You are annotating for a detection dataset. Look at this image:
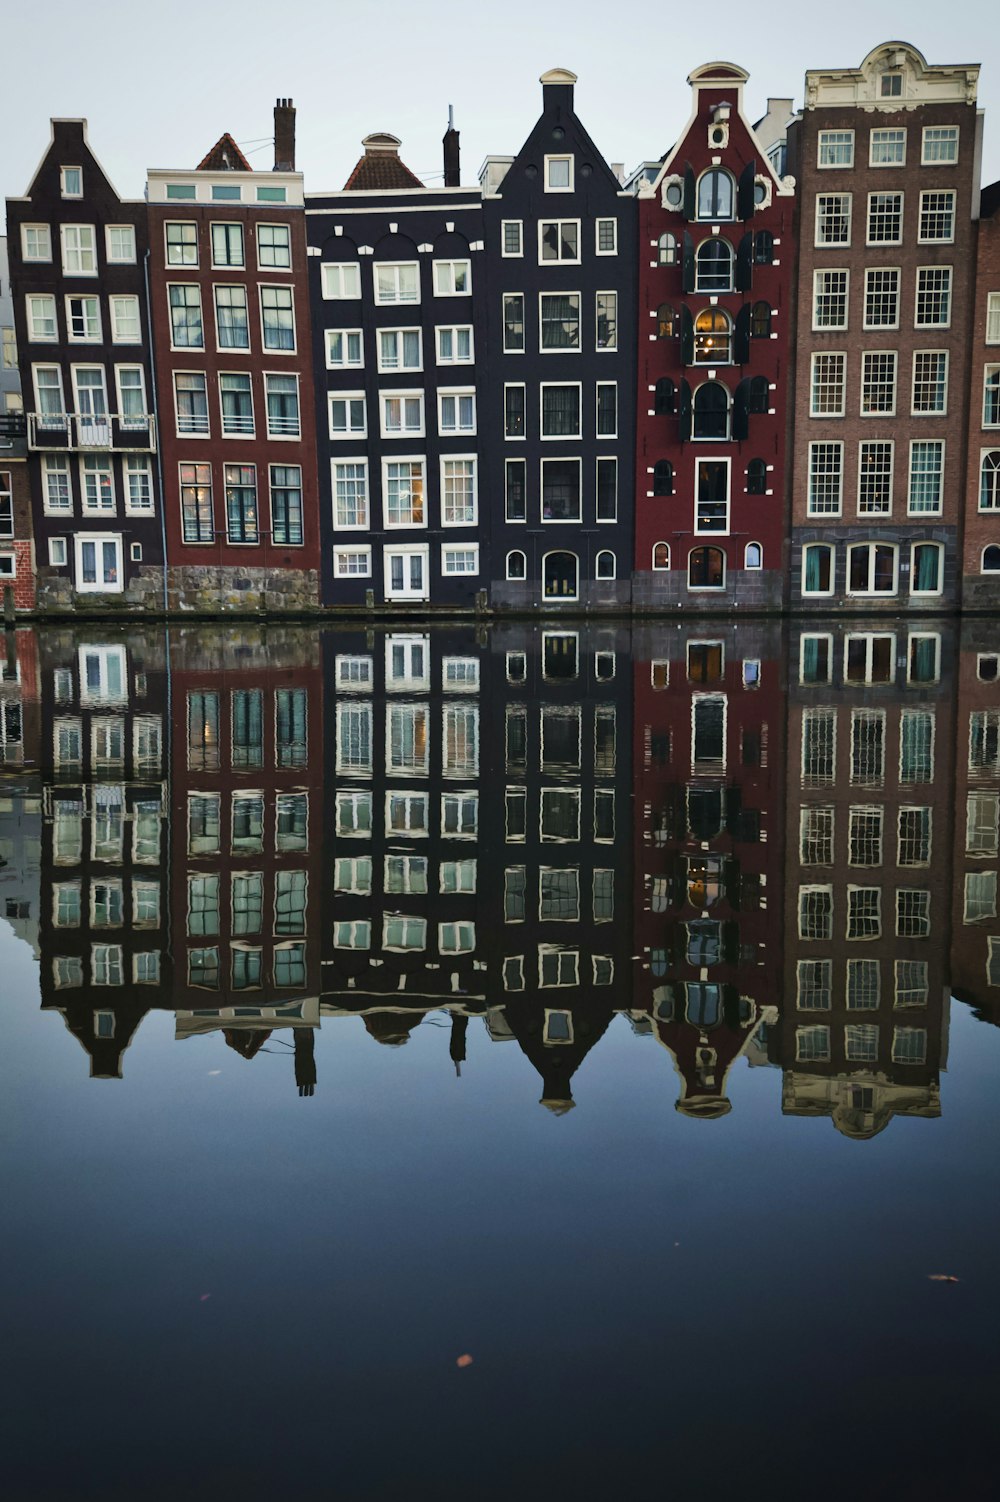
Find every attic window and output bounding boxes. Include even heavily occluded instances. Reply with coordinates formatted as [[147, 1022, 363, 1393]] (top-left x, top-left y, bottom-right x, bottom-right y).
[[212, 183, 242, 201], [880, 73, 903, 97], [61, 167, 82, 198], [166, 183, 197, 200], [257, 185, 287, 203], [544, 155, 573, 192]]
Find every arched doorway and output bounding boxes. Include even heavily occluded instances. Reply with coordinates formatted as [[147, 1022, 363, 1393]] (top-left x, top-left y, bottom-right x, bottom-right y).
[[543, 551, 579, 601]]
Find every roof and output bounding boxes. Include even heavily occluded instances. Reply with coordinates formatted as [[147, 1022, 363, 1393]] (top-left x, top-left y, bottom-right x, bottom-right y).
[[196, 133, 253, 172], [344, 133, 423, 191]]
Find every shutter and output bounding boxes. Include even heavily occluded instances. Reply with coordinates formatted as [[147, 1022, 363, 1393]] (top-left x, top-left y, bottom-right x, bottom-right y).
[[736, 232, 753, 291], [732, 380, 749, 441], [722, 922, 741, 966], [734, 305, 751, 365], [723, 857, 742, 910], [682, 231, 695, 293], [722, 985, 741, 1030], [679, 379, 692, 443], [681, 304, 694, 365], [683, 162, 696, 220], [725, 786, 743, 833], [668, 853, 688, 908], [738, 159, 757, 220]]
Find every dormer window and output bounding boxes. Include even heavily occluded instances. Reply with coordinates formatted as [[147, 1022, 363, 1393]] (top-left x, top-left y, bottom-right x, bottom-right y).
[[880, 72, 903, 97], [60, 167, 82, 198], [696, 169, 734, 221], [544, 155, 573, 192]]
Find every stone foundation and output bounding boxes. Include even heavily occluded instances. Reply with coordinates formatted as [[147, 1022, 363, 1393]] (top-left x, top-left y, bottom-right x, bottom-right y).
[[167, 565, 321, 615]]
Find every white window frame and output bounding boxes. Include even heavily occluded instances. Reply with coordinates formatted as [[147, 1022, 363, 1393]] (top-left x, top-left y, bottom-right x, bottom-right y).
[[60, 224, 97, 276], [437, 388, 477, 436], [376, 327, 423, 374], [914, 265, 953, 329], [440, 455, 478, 526], [911, 349, 949, 416], [381, 457, 427, 529], [328, 391, 367, 440], [26, 294, 57, 343], [812, 268, 850, 330], [866, 190, 904, 247], [60, 166, 83, 198], [435, 324, 474, 365], [544, 155, 574, 192], [846, 542, 899, 597], [432, 259, 471, 297], [863, 266, 901, 331], [326, 328, 364, 370], [20, 224, 52, 262], [109, 294, 141, 345], [331, 458, 369, 531], [537, 219, 581, 265], [321, 262, 362, 299], [374, 261, 420, 305], [258, 284, 296, 353], [595, 218, 618, 255], [383, 544, 430, 602], [257, 222, 292, 271], [332, 546, 372, 579], [814, 193, 852, 247], [869, 126, 907, 167], [917, 189, 956, 245], [441, 543, 480, 576], [596, 381, 618, 438], [909, 542, 944, 598], [694, 455, 731, 536], [921, 126, 959, 165], [105, 225, 137, 264], [74, 533, 123, 593], [539, 381, 582, 441], [380, 389, 425, 440], [538, 290, 581, 352], [501, 220, 523, 257], [65, 294, 102, 343], [817, 129, 855, 168], [860, 350, 898, 417]]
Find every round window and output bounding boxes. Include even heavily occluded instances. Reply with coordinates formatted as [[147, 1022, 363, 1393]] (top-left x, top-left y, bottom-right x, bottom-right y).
[[665, 181, 683, 207], [754, 180, 768, 205]]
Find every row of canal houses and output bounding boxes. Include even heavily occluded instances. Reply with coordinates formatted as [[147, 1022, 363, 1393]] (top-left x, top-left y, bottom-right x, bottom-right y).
[[5, 615, 1000, 1137], [2, 43, 999, 615]]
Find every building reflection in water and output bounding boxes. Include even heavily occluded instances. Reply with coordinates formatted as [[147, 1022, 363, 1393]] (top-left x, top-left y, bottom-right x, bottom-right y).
[[2, 617, 998, 1134]]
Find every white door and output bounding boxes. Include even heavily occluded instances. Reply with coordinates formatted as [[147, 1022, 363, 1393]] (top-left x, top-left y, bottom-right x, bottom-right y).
[[75, 535, 123, 592], [74, 369, 111, 447], [384, 546, 429, 602]]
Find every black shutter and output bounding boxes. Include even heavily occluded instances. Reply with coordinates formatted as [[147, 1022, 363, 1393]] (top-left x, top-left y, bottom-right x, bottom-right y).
[[732, 380, 749, 441], [682, 231, 695, 293], [679, 379, 692, 443], [668, 854, 688, 908], [738, 159, 757, 220], [680, 305, 694, 365], [724, 786, 743, 833], [723, 857, 742, 910], [736, 232, 753, 291], [721, 922, 741, 966], [734, 305, 751, 365], [683, 162, 695, 220]]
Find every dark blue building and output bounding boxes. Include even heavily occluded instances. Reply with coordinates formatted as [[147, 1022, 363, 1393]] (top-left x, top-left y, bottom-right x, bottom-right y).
[[479, 69, 637, 610], [306, 131, 488, 610]]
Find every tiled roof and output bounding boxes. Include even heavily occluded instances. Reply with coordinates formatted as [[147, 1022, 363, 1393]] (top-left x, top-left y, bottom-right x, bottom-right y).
[[344, 134, 423, 190], [196, 133, 253, 172]]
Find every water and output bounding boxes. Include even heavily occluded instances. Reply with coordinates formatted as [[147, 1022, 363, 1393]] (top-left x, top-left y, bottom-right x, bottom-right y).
[[2, 618, 999, 1501]]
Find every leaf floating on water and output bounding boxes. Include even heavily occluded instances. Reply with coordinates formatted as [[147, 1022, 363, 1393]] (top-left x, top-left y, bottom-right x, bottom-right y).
[[456, 1354, 474, 1368], [927, 1274, 960, 1283]]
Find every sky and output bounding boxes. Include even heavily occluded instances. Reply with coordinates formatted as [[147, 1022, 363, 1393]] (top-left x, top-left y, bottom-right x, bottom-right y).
[[1, 0, 996, 207]]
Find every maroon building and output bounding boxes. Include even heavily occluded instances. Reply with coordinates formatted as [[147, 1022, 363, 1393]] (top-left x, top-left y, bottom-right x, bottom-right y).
[[960, 179, 1000, 605], [147, 105, 321, 613], [633, 63, 794, 609]]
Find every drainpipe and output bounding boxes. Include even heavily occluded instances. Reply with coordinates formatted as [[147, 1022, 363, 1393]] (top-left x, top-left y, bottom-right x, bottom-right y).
[[143, 247, 170, 614]]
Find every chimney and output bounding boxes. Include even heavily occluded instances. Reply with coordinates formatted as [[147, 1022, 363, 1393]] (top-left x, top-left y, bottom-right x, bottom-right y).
[[443, 105, 460, 187], [274, 97, 296, 171], [611, 162, 624, 185]]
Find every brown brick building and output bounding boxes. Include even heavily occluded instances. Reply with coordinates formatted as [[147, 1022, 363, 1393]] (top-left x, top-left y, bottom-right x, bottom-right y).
[[960, 181, 1000, 606], [786, 43, 981, 612]]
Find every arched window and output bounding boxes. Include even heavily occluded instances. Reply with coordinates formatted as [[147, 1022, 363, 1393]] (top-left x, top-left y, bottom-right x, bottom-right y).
[[653, 542, 671, 570], [657, 303, 677, 338], [750, 301, 772, 339], [653, 460, 674, 496], [695, 239, 734, 292], [654, 378, 676, 415], [689, 546, 726, 590], [506, 549, 526, 580], [543, 551, 579, 600], [985, 369, 1000, 427], [596, 550, 616, 579], [745, 542, 763, 570], [658, 233, 678, 265], [747, 459, 767, 494], [696, 168, 735, 221], [748, 376, 769, 413], [981, 451, 1000, 510], [693, 382, 730, 440], [694, 309, 732, 363], [984, 546, 1000, 573], [753, 229, 774, 264], [911, 542, 942, 595]]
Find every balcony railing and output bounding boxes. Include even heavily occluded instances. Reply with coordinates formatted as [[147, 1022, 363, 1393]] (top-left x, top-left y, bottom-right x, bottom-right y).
[[0, 412, 28, 454], [27, 412, 158, 453]]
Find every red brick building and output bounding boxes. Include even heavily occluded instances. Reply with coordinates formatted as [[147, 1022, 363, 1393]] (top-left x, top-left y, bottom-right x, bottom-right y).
[[147, 108, 321, 613], [633, 63, 793, 610], [949, 622, 1000, 1027], [961, 180, 1000, 605]]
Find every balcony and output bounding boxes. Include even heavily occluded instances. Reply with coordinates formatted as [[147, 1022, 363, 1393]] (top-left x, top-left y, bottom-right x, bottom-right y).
[[0, 411, 28, 457], [27, 412, 157, 453]]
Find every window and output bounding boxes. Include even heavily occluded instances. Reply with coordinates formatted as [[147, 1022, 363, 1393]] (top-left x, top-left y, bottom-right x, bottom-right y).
[[436, 325, 473, 364], [596, 218, 617, 255], [165, 222, 197, 266], [322, 262, 361, 299], [224, 465, 258, 544], [744, 542, 762, 570], [505, 459, 526, 522], [596, 383, 617, 437], [117, 366, 147, 423], [270, 464, 303, 545], [847, 886, 881, 940], [967, 793, 1000, 856], [219, 372, 254, 436], [870, 127, 906, 166], [375, 262, 419, 304], [693, 381, 730, 439], [987, 293, 1000, 345], [810, 353, 846, 417], [918, 190, 955, 243], [214, 285, 250, 349], [75, 536, 122, 593], [266, 374, 299, 438], [864, 267, 900, 329], [180, 461, 214, 543], [697, 169, 734, 220], [383, 459, 424, 525], [258, 224, 291, 268], [912, 351, 948, 415], [169, 284, 203, 347], [800, 806, 834, 864], [334, 920, 370, 949], [751, 300, 771, 338], [861, 351, 896, 415], [336, 857, 373, 896], [502, 221, 523, 256], [540, 293, 580, 350], [260, 286, 295, 350], [795, 1025, 831, 1062], [848, 543, 896, 596], [334, 547, 371, 578], [901, 710, 935, 783], [543, 550, 579, 599], [848, 806, 883, 866], [541, 459, 581, 522], [695, 239, 734, 292], [986, 369, 1000, 428], [898, 806, 932, 867], [80, 455, 114, 512], [442, 545, 478, 575], [210, 222, 244, 268], [378, 328, 422, 372], [61, 224, 97, 274], [801, 710, 836, 785], [329, 392, 366, 438], [433, 260, 471, 296], [880, 72, 903, 97], [818, 130, 854, 167], [695, 459, 729, 534], [847, 959, 881, 1011], [867, 192, 903, 244], [504, 384, 525, 438], [545, 155, 573, 191], [596, 457, 617, 522], [910, 542, 943, 596], [807, 443, 842, 516], [21, 224, 52, 262], [66, 295, 101, 341], [694, 309, 731, 364], [175, 372, 209, 435], [539, 948, 579, 988], [909, 441, 944, 514], [441, 457, 476, 524], [26, 294, 57, 343], [506, 550, 526, 580], [799, 886, 833, 941], [540, 384, 580, 439], [922, 126, 959, 164], [815, 193, 851, 245], [276, 689, 307, 769], [653, 460, 674, 497], [897, 889, 931, 938], [442, 792, 477, 837], [438, 389, 475, 435], [595, 550, 615, 579], [657, 233, 678, 265], [857, 441, 893, 515], [34, 365, 65, 421], [915, 266, 952, 327], [797, 959, 833, 1011], [539, 220, 579, 263], [895, 961, 929, 1009], [688, 546, 725, 590], [336, 790, 372, 836]]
